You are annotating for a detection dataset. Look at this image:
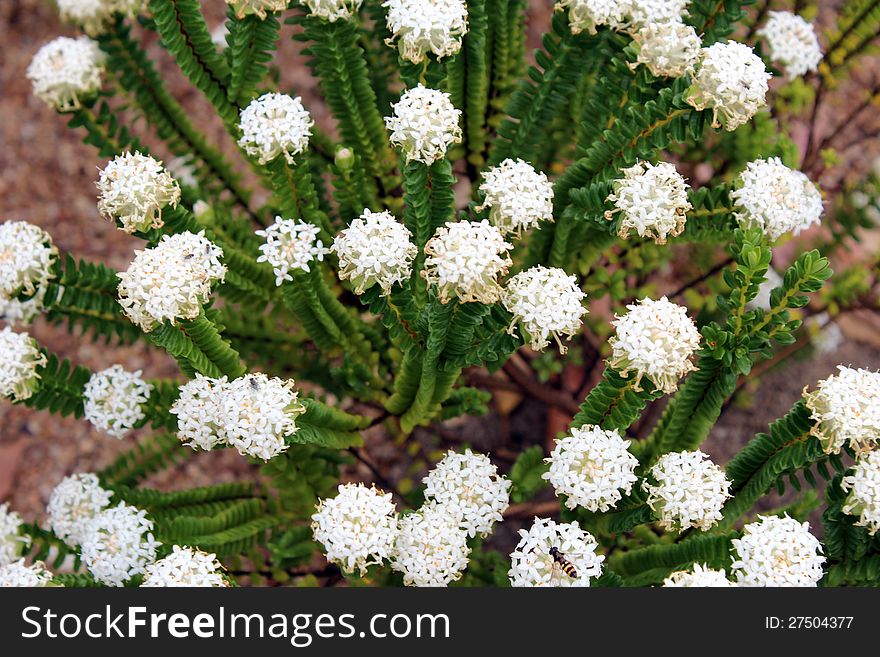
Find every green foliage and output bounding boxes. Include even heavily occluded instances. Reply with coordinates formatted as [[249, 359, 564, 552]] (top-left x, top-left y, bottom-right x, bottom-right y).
[[572, 367, 662, 432], [508, 445, 548, 503], [225, 10, 280, 106]]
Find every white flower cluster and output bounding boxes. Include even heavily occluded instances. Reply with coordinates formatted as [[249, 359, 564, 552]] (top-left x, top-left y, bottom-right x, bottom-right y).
[[0, 327, 46, 402], [27, 36, 106, 112], [632, 22, 701, 78], [257, 217, 328, 285], [732, 157, 823, 242], [117, 231, 226, 332], [0, 504, 29, 567], [81, 502, 160, 586], [806, 313, 843, 355], [57, 0, 144, 36], [225, 0, 289, 20], [502, 266, 586, 353], [171, 373, 306, 461], [663, 563, 733, 587], [83, 365, 153, 439], [605, 161, 691, 244], [96, 152, 181, 234], [803, 365, 880, 455], [0, 559, 54, 587], [47, 473, 113, 547], [391, 503, 471, 587], [422, 449, 511, 538], [141, 546, 229, 587], [423, 220, 513, 304], [238, 93, 314, 165], [508, 517, 604, 587], [385, 85, 462, 165], [731, 515, 825, 587], [478, 159, 554, 238], [383, 0, 468, 63], [608, 296, 701, 394], [842, 451, 880, 535], [300, 0, 362, 22], [543, 425, 638, 512], [0, 221, 57, 326], [311, 483, 399, 575], [331, 210, 417, 295], [643, 450, 731, 531], [627, 0, 691, 29], [687, 41, 771, 131], [554, 0, 629, 35], [759, 11, 822, 79]]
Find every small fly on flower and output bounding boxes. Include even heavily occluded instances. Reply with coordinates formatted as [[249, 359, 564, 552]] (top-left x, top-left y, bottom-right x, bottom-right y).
[[548, 546, 577, 579]]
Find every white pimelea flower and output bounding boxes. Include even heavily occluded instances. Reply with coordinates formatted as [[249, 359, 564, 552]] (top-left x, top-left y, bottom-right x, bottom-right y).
[[543, 425, 638, 512], [391, 503, 470, 587], [47, 473, 113, 547], [842, 451, 880, 535], [508, 517, 604, 587], [117, 231, 226, 332], [385, 85, 462, 165], [170, 375, 228, 451], [257, 217, 328, 285], [225, 0, 288, 19], [687, 41, 771, 131], [96, 152, 181, 234], [0, 559, 55, 587], [0, 504, 29, 567], [643, 450, 731, 532], [759, 11, 822, 79], [663, 563, 733, 587], [422, 449, 511, 538], [632, 22, 701, 78], [331, 210, 417, 296], [627, 0, 690, 29], [806, 312, 843, 355], [81, 502, 159, 586], [605, 161, 691, 244], [0, 294, 46, 328], [731, 515, 825, 587], [27, 36, 106, 112], [501, 266, 586, 353], [478, 159, 554, 238], [732, 157, 823, 241], [804, 366, 880, 455], [301, 0, 362, 22], [141, 546, 229, 587], [311, 483, 399, 575], [83, 365, 153, 438], [554, 0, 629, 35], [423, 220, 513, 304], [238, 93, 313, 165], [608, 296, 701, 394], [57, 0, 144, 36], [383, 0, 468, 64], [0, 221, 57, 305], [0, 328, 46, 402]]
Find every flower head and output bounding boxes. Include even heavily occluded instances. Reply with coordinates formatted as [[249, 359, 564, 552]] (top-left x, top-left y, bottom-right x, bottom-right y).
[[501, 266, 586, 353], [27, 36, 105, 112], [663, 563, 733, 587], [0, 294, 47, 328], [0, 221, 57, 306], [543, 425, 638, 512], [423, 220, 513, 304], [605, 161, 691, 243], [731, 515, 825, 587], [141, 546, 229, 587], [238, 93, 313, 165], [57, 0, 144, 36], [732, 157, 823, 241], [508, 517, 604, 587], [627, 0, 690, 29], [478, 159, 554, 238], [385, 85, 462, 164], [81, 502, 159, 586], [632, 22, 701, 78], [96, 152, 181, 234], [422, 450, 511, 538], [608, 296, 701, 393], [257, 217, 328, 285], [300, 0, 362, 21], [0, 559, 55, 587], [383, 0, 468, 63], [0, 327, 46, 402], [643, 450, 731, 532], [758, 11, 822, 79], [554, 0, 629, 35], [803, 366, 880, 455], [46, 473, 113, 548], [0, 504, 29, 567], [83, 365, 153, 438], [225, 0, 288, 19], [311, 483, 399, 575], [117, 231, 226, 332], [687, 41, 771, 131], [841, 451, 880, 535], [391, 503, 470, 587], [331, 210, 417, 296], [170, 375, 229, 452]]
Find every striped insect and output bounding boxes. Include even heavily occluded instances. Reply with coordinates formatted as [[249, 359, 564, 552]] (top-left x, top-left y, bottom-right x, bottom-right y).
[[549, 547, 577, 579]]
